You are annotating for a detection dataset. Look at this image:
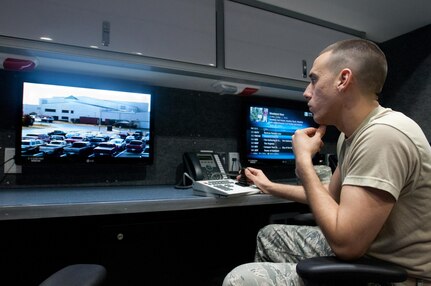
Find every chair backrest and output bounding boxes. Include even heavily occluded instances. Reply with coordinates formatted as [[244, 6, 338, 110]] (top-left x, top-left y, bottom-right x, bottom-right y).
[[296, 256, 407, 286], [39, 264, 107, 286]]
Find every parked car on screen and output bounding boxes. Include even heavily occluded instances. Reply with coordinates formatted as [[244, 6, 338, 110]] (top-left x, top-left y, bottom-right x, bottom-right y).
[[65, 132, 80, 138], [143, 132, 150, 144], [21, 139, 44, 152], [40, 140, 67, 149], [114, 120, 137, 128], [22, 114, 34, 126], [64, 142, 93, 156], [50, 135, 65, 141], [81, 132, 95, 141], [118, 131, 130, 139], [93, 142, 118, 157], [124, 135, 135, 144], [126, 140, 145, 153], [65, 136, 84, 145], [41, 116, 54, 123], [88, 137, 106, 147], [132, 131, 143, 140], [94, 133, 110, 141], [39, 140, 67, 156], [48, 130, 67, 136], [109, 138, 126, 150], [26, 133, 50, 143]]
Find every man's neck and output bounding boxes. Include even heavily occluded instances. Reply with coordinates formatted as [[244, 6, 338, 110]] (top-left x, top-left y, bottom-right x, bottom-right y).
[[338, 98, 379, 138]]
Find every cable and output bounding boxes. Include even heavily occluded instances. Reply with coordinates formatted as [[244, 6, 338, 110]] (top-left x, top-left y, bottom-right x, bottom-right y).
[[2, 155, 15, 166], [0, 155, 16, 184], [230, 158, 238, 173], [174, 172, 195, 189]]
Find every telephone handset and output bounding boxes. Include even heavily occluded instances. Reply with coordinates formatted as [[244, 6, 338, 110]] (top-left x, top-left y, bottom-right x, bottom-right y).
[[183, 152, 227, 181]]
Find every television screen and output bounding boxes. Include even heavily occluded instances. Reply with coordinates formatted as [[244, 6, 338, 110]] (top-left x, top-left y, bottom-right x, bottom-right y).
[[18, 78, 154, 165], [242, 98, 316, 167]]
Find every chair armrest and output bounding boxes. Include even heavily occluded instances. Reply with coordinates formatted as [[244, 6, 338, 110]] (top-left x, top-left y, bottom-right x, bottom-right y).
[[296, 256, 407, 284], [39, 264, 107, 286]]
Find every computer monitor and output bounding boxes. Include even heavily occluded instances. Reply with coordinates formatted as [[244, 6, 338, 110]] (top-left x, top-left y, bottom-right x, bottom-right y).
[[15, 72, 154, 166], [241, 97, 316, 171]]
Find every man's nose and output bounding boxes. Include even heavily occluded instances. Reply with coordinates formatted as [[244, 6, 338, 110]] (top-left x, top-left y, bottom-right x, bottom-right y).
[[303, 84, 312, 101]]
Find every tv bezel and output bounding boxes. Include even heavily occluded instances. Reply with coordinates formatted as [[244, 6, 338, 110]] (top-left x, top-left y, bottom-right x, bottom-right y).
[[240, 96, 316, 168], [13, 70, 155, 166]]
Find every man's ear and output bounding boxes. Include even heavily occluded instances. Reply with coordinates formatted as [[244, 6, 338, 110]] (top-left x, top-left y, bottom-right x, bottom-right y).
[[337, 68, 352, 91]]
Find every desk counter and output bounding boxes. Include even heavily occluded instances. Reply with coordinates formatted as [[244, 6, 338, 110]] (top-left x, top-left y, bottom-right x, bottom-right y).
[[0, 185, 291, 221]]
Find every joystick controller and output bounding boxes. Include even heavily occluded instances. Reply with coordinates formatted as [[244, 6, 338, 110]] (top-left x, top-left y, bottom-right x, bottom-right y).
[[237, 168, 250, 186]]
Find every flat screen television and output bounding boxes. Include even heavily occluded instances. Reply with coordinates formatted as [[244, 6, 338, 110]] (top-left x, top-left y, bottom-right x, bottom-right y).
[[15, 72, 154, 165], [241, 97, 316, 171]]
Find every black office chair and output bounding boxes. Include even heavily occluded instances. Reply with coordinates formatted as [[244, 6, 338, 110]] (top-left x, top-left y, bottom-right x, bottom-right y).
[[39, 264, 107, 286], [293, 213, 407, 286]]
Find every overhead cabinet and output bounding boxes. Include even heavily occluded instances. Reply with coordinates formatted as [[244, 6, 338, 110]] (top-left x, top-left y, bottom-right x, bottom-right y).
[[0, 0, 216, 66], [224, 1, 357, 81], [0, 0, 361, 87]]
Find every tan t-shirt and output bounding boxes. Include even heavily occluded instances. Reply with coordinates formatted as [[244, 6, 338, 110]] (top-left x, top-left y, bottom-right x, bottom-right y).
[[337, 106, 431, 281]]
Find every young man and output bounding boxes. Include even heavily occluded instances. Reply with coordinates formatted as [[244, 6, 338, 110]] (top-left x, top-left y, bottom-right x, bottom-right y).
[[223, 39, 431, 286]]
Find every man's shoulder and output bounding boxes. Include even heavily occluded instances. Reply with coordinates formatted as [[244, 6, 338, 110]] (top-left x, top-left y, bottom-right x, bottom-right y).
[[364, 108, 429, 154], [372, 107, 406, 122], [370, 108, 419, 132]]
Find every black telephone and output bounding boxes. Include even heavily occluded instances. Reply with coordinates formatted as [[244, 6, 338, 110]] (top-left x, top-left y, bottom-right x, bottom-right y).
[[183, 152, 227, 181]]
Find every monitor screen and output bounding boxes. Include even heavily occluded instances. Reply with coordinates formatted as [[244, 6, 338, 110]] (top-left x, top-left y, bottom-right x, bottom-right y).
[[242, 98, 316, 167], [17, 75, 154, 165]]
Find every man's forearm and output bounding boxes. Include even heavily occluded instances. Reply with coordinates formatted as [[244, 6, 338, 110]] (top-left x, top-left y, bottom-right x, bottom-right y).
[[265, 182, 308, 204]]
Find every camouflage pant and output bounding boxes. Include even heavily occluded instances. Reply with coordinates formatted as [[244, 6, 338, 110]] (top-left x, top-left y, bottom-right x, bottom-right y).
[[223, 224, 333, 286]]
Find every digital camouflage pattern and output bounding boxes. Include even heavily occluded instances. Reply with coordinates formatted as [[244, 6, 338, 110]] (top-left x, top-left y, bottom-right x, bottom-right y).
[[223, 224, 333, 286]]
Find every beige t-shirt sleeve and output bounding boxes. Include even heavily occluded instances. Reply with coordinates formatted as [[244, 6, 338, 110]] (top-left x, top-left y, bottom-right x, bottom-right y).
[[341, 123, 417, 200]]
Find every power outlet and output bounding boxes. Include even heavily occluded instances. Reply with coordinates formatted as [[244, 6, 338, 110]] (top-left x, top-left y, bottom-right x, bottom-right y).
[[4, 148, 22, 174]]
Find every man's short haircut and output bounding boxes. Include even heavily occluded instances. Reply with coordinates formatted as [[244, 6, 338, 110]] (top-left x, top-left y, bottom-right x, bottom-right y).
[[321, 39, 388, 95]]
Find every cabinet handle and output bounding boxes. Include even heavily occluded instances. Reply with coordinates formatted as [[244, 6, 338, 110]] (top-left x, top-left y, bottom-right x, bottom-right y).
[[302, 60, 307, 78], [102, 21, 110, 47]]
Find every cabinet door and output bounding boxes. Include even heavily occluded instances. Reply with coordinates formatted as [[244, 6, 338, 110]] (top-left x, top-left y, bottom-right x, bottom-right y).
[[103, 0, 216, 66], [0, 0, 103, 49], [0, 0, 216, 66], [224, 1, 354, 81]]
